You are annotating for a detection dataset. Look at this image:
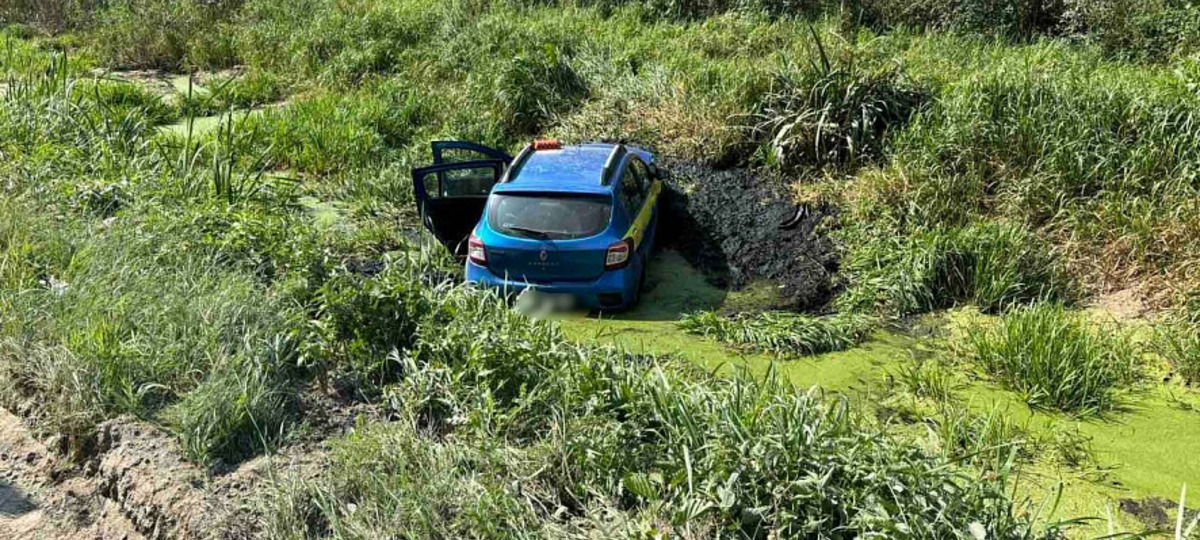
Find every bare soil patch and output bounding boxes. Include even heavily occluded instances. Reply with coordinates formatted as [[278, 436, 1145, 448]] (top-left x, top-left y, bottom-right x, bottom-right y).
[[0, 409, 144, 540], [1089, 287, 1149, 322]]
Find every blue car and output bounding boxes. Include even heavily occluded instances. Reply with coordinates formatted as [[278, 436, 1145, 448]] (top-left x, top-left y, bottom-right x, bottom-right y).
[[412, 139, 665, 310]]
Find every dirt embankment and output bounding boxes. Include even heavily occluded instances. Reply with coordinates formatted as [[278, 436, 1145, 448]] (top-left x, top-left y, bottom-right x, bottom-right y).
[[658, 159, 838, 312], [1, 409, 146, 540], [1, 388, 369, 539]]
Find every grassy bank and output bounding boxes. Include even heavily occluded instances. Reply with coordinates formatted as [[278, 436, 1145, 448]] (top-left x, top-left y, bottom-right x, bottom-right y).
[[3, 0, 1200, 536]]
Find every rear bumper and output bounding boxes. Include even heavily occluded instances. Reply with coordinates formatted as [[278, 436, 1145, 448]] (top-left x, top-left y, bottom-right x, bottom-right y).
[[466, 260, 637, 310]]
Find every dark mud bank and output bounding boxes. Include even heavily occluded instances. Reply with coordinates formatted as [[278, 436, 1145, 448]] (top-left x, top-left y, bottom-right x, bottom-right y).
[[657, 159, 838, 311]]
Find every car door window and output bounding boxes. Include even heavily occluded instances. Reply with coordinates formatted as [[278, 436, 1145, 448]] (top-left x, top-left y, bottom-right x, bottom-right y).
[[431, 141, 513, 165], [435, 166, 497, 198], [412, 160, 505, 202], [620, 162, 646, 216], [630, 160, 652, 199]]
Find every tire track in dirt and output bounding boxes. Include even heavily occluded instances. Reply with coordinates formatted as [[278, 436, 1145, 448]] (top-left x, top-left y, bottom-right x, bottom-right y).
[[0, 408, 281, 540]]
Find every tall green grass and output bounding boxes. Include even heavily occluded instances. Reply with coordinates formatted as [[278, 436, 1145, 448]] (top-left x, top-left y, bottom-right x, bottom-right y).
[[967, 304, 1143, 415], [754, 34, 927, 172], [847, 44, 1200, 301], [169, 339, 294, 463], [838, 221, 1074, 316]]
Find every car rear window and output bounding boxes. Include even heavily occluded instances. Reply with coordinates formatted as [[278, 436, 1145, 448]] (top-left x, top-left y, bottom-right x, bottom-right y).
[[488, 194, 612, 240]]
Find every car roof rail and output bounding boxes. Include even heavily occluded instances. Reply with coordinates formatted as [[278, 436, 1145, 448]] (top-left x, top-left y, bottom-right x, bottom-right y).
[[501, 142, 536, 183], [600, 144, 627, 186]]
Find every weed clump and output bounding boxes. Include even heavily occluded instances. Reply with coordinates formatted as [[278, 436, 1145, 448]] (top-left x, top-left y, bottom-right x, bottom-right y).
[[679, 310, 876, 357], [967, 303, 1142, 415], [755, 36, 926, 172], [308, 260, 435, 393], [169, 340, 294, 463], [1156, 322, 1200, 385]]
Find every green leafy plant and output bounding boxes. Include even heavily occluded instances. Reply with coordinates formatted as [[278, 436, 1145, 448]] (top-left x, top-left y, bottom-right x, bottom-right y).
[[1157, 322, 1200, 385]]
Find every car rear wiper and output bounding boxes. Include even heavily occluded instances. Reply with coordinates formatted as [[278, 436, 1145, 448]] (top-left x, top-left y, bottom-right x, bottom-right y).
[[506, 226, 552, 239]]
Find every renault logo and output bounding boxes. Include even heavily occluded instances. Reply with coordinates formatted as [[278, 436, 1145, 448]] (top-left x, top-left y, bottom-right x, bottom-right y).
[[539, 250, 548, 262]]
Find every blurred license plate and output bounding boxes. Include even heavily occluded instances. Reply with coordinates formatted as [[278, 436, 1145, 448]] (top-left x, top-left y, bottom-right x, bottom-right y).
[[539, 292, 576, 310], [516, 289, 576, 312]]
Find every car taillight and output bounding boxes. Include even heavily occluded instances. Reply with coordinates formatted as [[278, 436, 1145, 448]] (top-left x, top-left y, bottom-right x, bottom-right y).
[[605, 239, 632, 270], [468, 234, 487, 265]]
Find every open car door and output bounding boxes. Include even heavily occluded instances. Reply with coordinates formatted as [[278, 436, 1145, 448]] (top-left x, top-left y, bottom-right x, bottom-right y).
[[413, 141, 512, 254], [431, 140, 513, 165]]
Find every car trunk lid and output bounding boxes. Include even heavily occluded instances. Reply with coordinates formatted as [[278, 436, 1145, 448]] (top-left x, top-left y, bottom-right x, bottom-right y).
[[486, 243, 608, 283]]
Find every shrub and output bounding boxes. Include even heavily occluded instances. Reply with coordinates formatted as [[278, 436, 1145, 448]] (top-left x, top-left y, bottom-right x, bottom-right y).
[[855, 0, 1068, 39], [0, 0, 98, 32], [679, 310, 876, 356], [967, 303, 1142, 415], [89, 0, 242, 70], [565, 0, 831, 21], [309, 259, 435, 391], [1061, 0, 1200, 61]]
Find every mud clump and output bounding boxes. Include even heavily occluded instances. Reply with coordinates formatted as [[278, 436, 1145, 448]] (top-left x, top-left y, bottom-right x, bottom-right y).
[[1119, 496, 1196, 530], [658, 159, 837, 312]]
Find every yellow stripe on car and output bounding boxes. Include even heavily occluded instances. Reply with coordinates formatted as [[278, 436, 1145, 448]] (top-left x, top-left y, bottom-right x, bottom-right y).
[[624, 179, 662, 249]]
